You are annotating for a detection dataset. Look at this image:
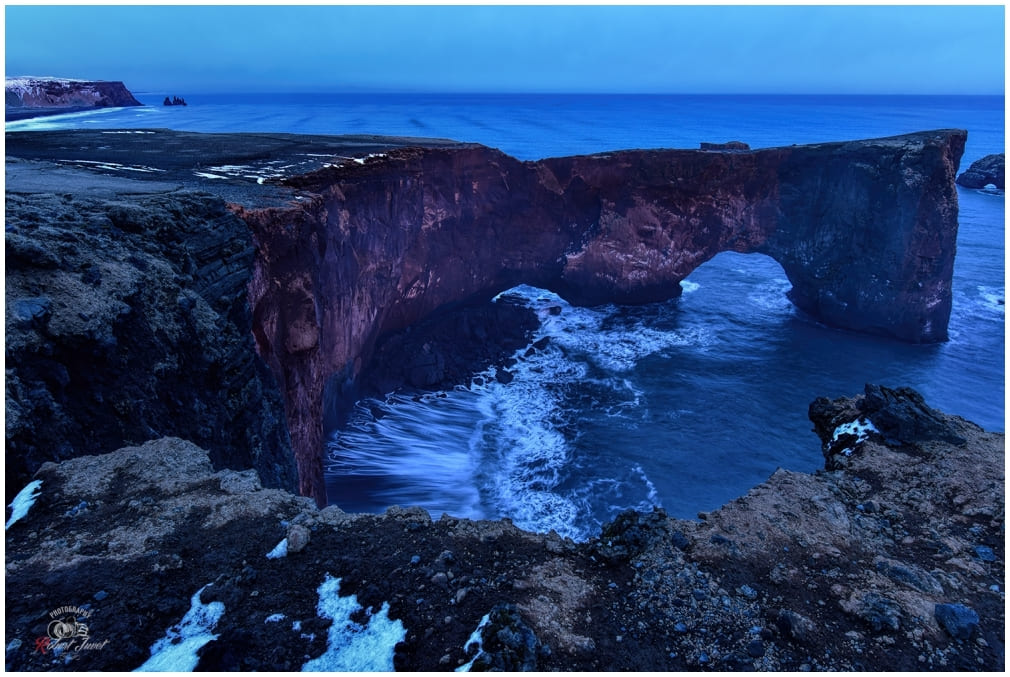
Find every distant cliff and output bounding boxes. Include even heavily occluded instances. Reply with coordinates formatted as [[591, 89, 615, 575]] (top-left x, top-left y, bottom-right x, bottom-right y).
[[5, 76, 142, 116]]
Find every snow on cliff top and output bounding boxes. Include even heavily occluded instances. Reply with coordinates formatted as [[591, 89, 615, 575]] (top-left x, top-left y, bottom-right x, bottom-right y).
[[6, 76, 108, 98]]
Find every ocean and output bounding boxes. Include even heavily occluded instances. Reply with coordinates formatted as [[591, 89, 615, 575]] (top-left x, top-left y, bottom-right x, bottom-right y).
[[9, 93, 1004, 540]]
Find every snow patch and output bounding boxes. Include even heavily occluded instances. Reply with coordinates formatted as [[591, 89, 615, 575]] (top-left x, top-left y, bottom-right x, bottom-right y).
[[266, 538, 288, 559], [455, 612, 492, 672], [134, 586, 224, 672], [6, 480, 42, 530], [301, 574, 405, 672], [57, 159, 164, 173], [831, 417, 878, 455], [264, 613, 285, 623]]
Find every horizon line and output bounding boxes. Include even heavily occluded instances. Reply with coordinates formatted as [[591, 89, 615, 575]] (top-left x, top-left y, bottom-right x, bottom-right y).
[[127, 89, 1007, 98]]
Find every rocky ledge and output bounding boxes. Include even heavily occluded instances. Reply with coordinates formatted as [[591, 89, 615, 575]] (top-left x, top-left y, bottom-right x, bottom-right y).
[[4, 386, 1003, 671]]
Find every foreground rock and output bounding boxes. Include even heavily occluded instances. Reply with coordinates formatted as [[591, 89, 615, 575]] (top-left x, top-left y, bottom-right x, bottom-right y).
[[5, 190, 296, 497], [956, 153, 1004, 190], [4, 388, 1003, 671], [5, 77, 142, 121]]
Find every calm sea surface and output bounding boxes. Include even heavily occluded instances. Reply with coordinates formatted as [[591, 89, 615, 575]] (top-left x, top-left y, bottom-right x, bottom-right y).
[[11, 93, 1003, 539]]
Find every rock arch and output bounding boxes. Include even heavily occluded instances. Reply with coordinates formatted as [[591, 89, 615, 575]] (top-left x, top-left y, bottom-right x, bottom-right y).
[[242, 130, 966, 503]]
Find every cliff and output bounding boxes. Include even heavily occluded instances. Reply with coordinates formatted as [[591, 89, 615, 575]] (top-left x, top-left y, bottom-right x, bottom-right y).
[[4, 129, 999, 670], [5, 182, 296, 497], [4, 388, 1003, 671], [5, 77, 142, 119], [5, 129, 966, 504], [245, 130, 965, 502], [5, 77, 142, 108]]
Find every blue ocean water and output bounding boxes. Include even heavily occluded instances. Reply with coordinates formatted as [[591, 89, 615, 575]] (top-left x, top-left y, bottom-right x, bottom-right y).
[[11, 93, 1004, 539]]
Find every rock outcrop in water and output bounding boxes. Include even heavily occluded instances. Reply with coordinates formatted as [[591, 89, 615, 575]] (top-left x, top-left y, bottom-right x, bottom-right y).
[[4, 388, 1003, 671], [956, 153, 1004, 189], [5, 128, 966, 504]]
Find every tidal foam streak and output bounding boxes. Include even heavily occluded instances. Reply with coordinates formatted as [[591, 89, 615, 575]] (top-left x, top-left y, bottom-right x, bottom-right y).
[[327, 392, 485, 518], [326, 284, 719, 539]]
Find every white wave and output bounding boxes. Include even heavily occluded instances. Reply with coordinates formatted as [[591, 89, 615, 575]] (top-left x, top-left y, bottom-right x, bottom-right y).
[[5, 106, 133, 131], [747, 277, 793, 314], [507, 284, 709, 373], [327, 393, 485, 518], [977, 285, 1005, 315], [327, 285, 685, 540], [469, 371, 581, 539], [679, 279, 700, 293]]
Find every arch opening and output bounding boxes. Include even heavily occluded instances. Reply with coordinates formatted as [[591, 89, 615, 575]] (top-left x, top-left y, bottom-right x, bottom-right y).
[[321, 251, 808, 538]]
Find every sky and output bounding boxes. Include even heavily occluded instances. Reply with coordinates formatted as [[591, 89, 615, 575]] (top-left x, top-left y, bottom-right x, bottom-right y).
[[3, 4, 1005, 95]]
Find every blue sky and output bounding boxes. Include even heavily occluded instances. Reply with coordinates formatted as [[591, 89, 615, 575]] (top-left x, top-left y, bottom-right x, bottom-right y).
[[4, 5, 1005, 95]]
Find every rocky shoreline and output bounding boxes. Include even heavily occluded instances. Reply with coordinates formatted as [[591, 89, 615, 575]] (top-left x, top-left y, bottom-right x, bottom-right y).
[[5, 387, 1003, 671]]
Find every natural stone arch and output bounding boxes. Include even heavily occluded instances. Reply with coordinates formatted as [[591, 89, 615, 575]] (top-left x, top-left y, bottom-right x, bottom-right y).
[[244, 130, 965, 503]]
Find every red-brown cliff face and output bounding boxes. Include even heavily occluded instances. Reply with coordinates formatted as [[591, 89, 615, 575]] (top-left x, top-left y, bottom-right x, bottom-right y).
[[239, 130, 966, 504]]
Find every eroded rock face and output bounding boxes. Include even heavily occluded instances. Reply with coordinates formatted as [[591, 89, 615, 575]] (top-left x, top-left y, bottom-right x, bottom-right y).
[[242, 130, 965, 502], [2, 129, 968, 505], [4, 191, 296, 497]]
